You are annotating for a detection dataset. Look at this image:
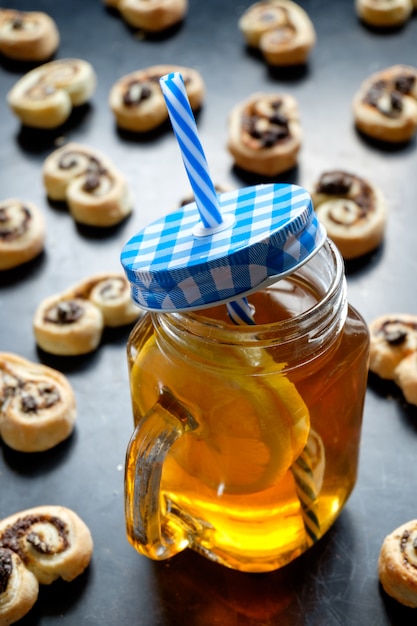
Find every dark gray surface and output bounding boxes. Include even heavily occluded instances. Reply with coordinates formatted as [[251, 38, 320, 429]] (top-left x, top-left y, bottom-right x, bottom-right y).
[[1, 0, 417, 624]]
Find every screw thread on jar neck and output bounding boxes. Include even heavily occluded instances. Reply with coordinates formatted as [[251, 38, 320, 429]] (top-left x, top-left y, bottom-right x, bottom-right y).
[[153, 240, 347, 371]]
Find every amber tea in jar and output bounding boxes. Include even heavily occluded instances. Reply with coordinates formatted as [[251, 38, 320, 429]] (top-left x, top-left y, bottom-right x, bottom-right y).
[[124, 237, 369, 573]]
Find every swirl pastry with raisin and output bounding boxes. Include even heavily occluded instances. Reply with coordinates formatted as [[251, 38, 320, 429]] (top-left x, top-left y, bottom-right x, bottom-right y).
[[393, 353, 417, 406], [0, 506, 93, 586], [239, 0, 316, 66], [105, 0, 188, 32], [33, 293, 104, 356], [227, 92, 301, 176], [368, 314, 417, 380], [43, 143, 133, 227], [355, 0, 413, 27], [353, 64, 417, 142], [0, 199, 45, 271], [369, 314, 417, 405], [7, 58, 96, 129], [109, 64, 204, 132], [0, 352, 76, 452], [310, 170, 387, 259], [66, 272, 141, 328], [379, 520, 417, 607], [33, 273, 141, 355], [0, 547, 39, 625], [0, 9, 59, 61]]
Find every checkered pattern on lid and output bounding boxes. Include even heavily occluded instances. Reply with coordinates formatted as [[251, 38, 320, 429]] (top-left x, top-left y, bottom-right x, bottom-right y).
[[121, 183, 326, 311]]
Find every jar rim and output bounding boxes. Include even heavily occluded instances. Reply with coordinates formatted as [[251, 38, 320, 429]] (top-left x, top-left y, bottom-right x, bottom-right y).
[[168, 239, 343, 330]]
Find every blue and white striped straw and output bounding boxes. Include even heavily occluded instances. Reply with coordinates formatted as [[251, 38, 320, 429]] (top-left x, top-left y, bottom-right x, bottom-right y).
[[158, 74, 321, 544], [159, 72, 223, 231], [226, 298, 256, 326]]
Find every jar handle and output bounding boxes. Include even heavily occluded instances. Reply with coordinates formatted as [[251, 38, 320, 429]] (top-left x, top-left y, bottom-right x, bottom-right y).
[[124, 386, 198, 560]]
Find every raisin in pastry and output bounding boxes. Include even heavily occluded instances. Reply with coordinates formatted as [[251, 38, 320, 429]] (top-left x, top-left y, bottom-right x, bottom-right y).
[[368, 314, 417, 380], [0, 353, 76, 452], [0, 199, 45, 271], [43, 143, 133, 227], [0, 8, 59, 61], [0, 506, 93, 586], [379, 520, 417, 607], [353, 64, 417, 142], [228, 92, 301, 176], [33, 273, 141, 355], [310, 170, 387, 259], [109, 64, 204, 132], [0, 547, 39, 625]]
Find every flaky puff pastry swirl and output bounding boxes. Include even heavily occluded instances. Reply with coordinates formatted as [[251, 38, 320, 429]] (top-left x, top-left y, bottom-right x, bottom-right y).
[[109, 64, 204, 132], [0, 547, 39, 625], [228, 92, 301, 176], [106, 0, 188, 32], [369, 313, 417, 406], [0, 9, 59, 61], [33, 273, 141, 355], [239, 0, 316, 65], [239, 0, 316, 66], [33, 294, 104, 356], [7, 58, 96, 129], [353, 64, 417, 143], [66, 272, 141, 328], [379, 520, 417, 608], [0, 353, 76, 452], [368, 314, 417, 380], [310, 170, 387, 260], [394, 353, 417, 406], [0, 506, 93, 586], [355, 0, 413, 27], [43, 143, 133, 227], [0, 199, 46, 271]]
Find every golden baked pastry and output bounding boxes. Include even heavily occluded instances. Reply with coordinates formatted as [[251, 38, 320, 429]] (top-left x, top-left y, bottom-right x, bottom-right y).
[[33, 273, 141, 356], [7, 58, 96, 129], [310, 170, 387, 259], [109, 64, 204, 132], [0, 199, 46, 271], [0, 353, 76, 452], [239, 0, 316, 65], [394, 353, 417, 405], [43, 143, 133, 227], [369, 314, 417, 379], [0, 547, 39, 625], [0, 9, 59, 61], [109, 0, 188, 31], [355, 0, 413, 27], [353, 64, 417, 142], [227, 92, 301, 176], [68, 272, 141, 327], [33, 294, 104, 356], [0, 506, 93, 586], [379, 520, 417, 607]]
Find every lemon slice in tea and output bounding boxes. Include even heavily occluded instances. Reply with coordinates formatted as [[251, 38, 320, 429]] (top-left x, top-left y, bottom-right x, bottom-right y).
[[131, 335, 310, 495]]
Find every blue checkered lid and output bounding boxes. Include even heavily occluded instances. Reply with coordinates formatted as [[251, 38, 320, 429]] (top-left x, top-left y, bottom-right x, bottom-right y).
[[120, 183, 326, 312]]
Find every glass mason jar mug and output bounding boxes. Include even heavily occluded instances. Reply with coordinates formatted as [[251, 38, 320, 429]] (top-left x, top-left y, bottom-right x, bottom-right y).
[[125, 239, 370, 573]]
